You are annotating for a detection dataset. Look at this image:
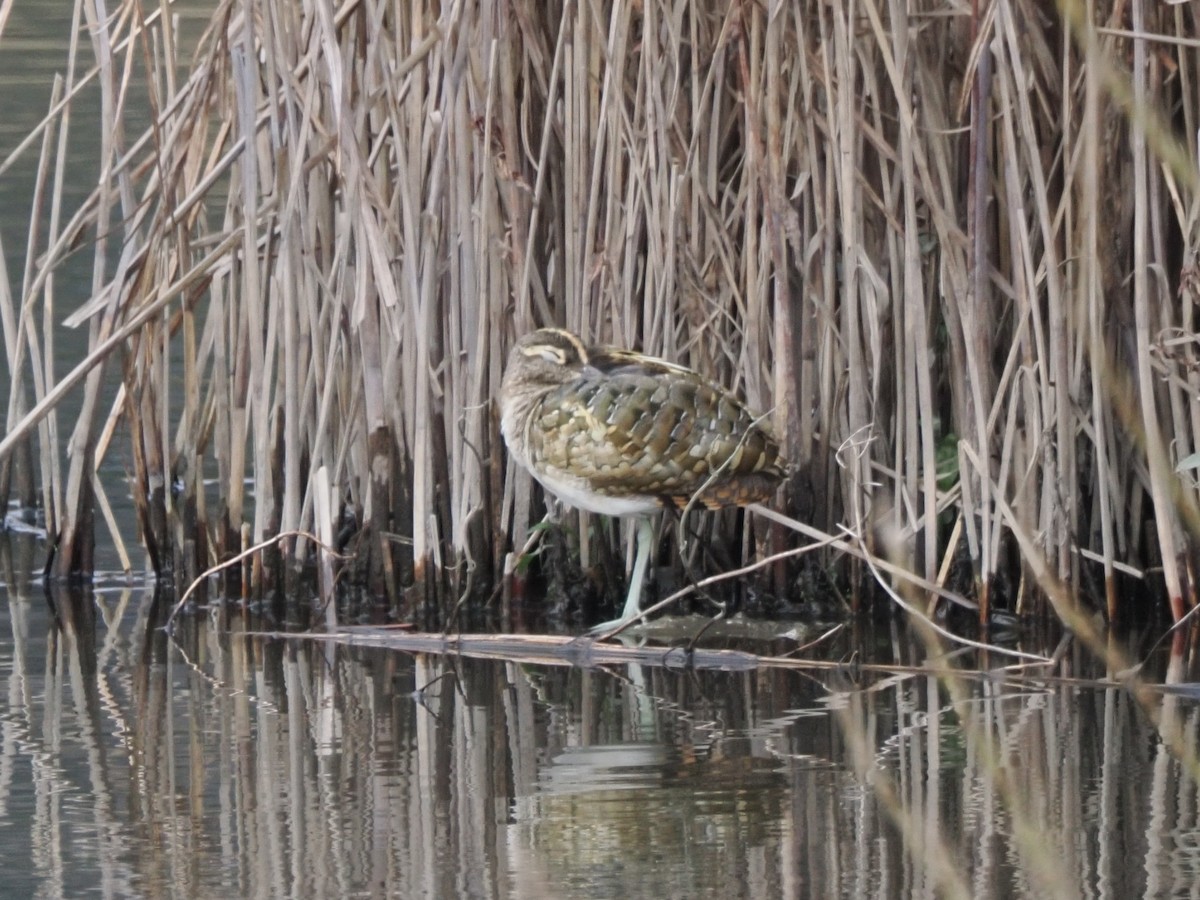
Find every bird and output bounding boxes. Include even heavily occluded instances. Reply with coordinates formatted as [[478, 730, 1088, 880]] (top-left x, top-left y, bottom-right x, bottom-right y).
[[499, 327, 787, 633]]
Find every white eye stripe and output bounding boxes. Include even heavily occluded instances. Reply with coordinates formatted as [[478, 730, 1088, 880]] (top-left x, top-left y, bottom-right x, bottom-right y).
[[522, 345, 567, 365]]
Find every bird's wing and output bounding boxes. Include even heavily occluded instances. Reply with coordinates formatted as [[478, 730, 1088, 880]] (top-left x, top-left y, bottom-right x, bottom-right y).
[[530, 366, 782, 500]]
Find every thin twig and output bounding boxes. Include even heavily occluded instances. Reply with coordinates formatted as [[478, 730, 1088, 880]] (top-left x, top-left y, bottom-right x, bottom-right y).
[[164, 529, 353, 631]]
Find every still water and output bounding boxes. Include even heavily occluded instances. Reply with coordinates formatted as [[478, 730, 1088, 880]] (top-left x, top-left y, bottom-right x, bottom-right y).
[[0, 523, 1198, 898]]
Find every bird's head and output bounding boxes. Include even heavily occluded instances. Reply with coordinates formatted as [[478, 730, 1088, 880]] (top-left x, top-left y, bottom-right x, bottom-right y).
[[503, 328, 592, 391]]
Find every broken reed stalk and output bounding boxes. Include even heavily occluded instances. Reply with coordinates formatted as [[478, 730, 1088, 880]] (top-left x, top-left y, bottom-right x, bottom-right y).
[[2, 0, 1200, 627]]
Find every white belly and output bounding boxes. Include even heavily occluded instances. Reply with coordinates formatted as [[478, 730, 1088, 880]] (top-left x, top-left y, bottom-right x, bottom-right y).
[[532, 467, 661, 517], [502, 394, 660, 518]]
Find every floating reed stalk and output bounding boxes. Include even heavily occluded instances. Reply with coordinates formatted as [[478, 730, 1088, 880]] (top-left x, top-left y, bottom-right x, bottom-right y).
[[1, 0, 1199, 625]]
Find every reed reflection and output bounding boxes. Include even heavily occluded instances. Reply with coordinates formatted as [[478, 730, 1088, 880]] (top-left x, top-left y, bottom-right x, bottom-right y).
[[0, 583, 1195, 898]]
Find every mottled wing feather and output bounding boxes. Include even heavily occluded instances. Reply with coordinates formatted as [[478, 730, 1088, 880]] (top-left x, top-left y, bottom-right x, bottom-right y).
[[529, 361, 784, 507]]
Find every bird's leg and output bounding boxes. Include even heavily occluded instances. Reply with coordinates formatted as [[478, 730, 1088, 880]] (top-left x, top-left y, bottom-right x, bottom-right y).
[[588, 516, 654, 635], [621, 516, 654, 621]]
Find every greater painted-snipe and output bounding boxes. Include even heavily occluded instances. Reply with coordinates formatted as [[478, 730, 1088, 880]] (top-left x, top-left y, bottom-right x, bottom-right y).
[[499, 327, 786, 632]]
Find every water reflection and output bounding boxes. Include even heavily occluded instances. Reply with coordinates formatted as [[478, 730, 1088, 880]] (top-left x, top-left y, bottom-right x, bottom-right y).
[[0, 549, 1197, 896]]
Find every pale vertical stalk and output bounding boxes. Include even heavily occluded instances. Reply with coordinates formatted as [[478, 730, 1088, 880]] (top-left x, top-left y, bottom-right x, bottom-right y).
[[57, 0, 124, 576], [394, 17, 425, 590], [1130, 0, 1185, 619], [563, 0, 585, 335], [476, 33, 508, 587], [1077, 10, 1116, 615], [619, 113, 642, 349], [644, 0, 676, 360], [178, 298, 206, 561], [964, 0, 995, 612], [407, 37, 451, 587], [231, 15, 269, 559], [790, 5, 827, 533], [1178, 6, 1200, 560], [582, 0, 630, 344], [36, 68, 72, 529], [314, 465, 336, 623], [765, 8, 802, 528], [1050, 30, 1078, 589], [888, 0, 937, 584], [866, 46, 913, 564], [0, 235, 20, 512], [738, 6, 765, 414], [443, 8, 490, 592], [4, 76, 65, 522], [994, 7, 1072, 597], [515, 1, 570, 324], [213, 262, 242, 566], [155, 293, 171, 567], [830, 0, 870, 565], [280, 240, 301, 543], [153, 0, 177, 100], [816, 3, 841, 541]]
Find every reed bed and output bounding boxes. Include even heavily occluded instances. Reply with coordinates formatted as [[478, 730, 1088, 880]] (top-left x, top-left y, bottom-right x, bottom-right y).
[[1, 0, 1199, 625]]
